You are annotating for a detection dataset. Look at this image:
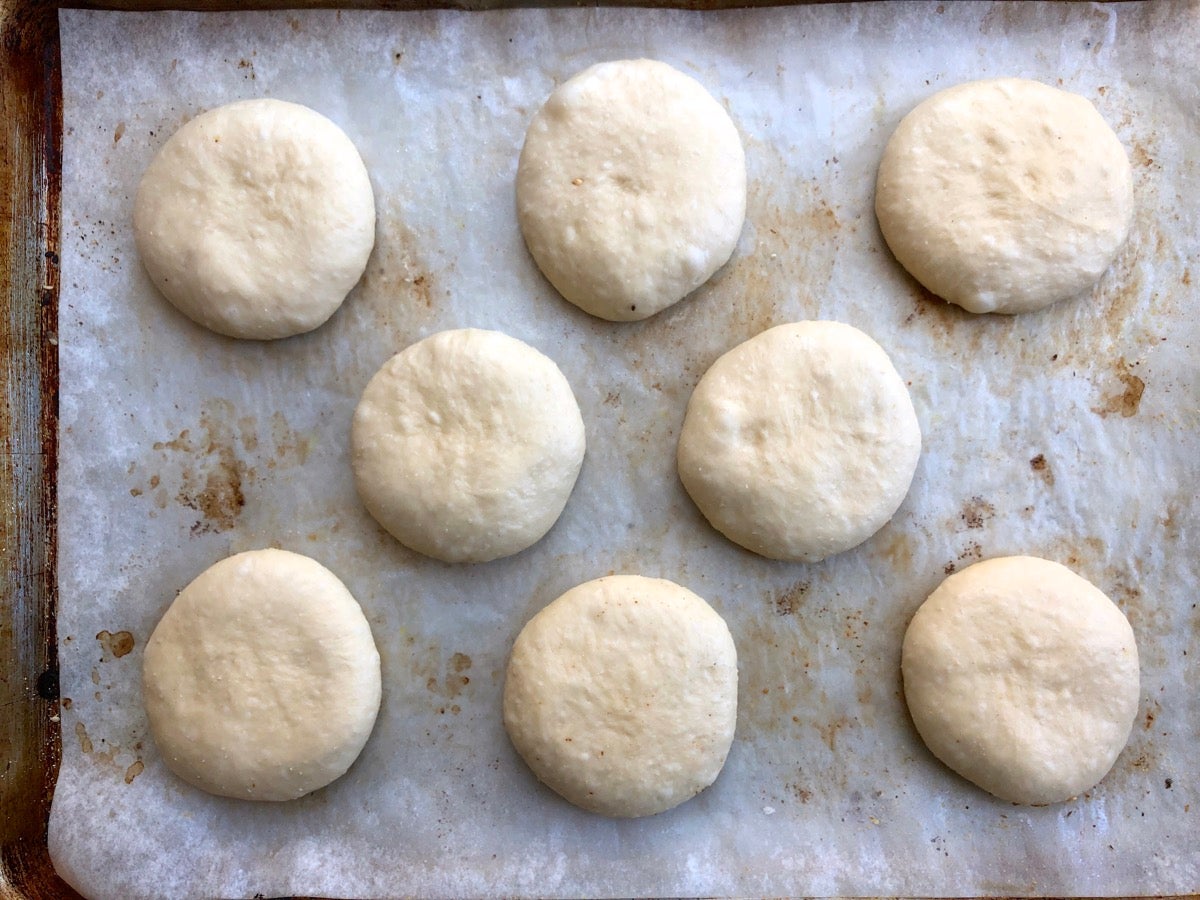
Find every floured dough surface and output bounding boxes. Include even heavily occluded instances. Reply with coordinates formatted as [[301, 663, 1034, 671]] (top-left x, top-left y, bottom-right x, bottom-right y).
[[503, 575, 738, 818], [142, 549, 382, 801], [677, 321, 921, 562], [516, 59, 746, 321], [902, 556, 1140, 805], [351, 328, 585, 563], [875, 78, 1133, 314], [134, 98, 376, 339]]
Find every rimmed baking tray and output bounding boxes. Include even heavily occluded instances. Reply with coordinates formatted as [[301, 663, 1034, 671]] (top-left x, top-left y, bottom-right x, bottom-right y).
[[5, 2, 1198, 898]]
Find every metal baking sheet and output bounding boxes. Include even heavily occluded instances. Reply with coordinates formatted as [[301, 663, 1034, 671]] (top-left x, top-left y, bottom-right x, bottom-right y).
[[48, 4, 1200, 898]]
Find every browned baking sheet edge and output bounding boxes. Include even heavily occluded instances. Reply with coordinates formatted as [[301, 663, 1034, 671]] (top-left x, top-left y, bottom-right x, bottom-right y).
[[0, 0, 70, 896]]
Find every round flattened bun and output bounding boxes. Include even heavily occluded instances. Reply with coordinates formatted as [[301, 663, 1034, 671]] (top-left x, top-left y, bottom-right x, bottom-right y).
[[677, 321, 921, 562], [902, 555, 1140, 804], [875, 78, 1133, 314], [516, 59, 747, 321], [142, 549, 382, 801], [503, 575, 738, 817], [134, 98, 376, 339], [351, 328, 586, 563]]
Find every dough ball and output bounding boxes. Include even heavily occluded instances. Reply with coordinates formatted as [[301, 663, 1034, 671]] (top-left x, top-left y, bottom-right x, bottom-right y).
[[351, 328, 585, 563], [875, 78, 1133, 314], [503, 575, 738, 817], [902, 556, 1140, 805], [516, 59, 747, 322], [134, 98, 376, 339], [142, 549, 382, 801], [677, 321, 921, 562]]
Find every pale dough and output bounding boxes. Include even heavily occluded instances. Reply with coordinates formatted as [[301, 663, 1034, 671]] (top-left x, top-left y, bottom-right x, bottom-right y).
[[142, 549, 382, 801], [875, 78, 1133, 314], [677, 321, 921, 562], [502, 575, 738, 818], [134, 98, 376, 339], [516, 59, 747, 321], [902, 556, 1140, 805], [351, 328, 585, 563]]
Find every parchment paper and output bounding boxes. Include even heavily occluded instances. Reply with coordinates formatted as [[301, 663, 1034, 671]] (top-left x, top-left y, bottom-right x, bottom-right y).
[[50, 4, 1200, 898]]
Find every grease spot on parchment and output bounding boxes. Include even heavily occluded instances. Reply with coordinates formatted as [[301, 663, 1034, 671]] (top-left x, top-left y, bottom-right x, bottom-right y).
[[96, 630, 135, 661]]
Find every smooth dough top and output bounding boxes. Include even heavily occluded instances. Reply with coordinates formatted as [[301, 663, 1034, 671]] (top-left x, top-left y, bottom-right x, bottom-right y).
[[503, 575, 738, 817], [142, 549, 382, 801], [516, 59, 747, 321], [134, 98, 376, 339], [875, 78, 1133, 314], [351, 328, 585, 563], [677, 321, 921, 562], [902, 556, 1140, 805]]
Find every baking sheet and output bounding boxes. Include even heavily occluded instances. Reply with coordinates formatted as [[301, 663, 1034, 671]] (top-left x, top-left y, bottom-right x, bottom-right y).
[[49, 4, 1200, 898]]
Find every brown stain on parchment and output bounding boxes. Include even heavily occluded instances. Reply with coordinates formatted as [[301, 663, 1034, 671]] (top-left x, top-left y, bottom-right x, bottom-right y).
[[142, 399, 251, 533], [959, 496, 995, 530], [1130, 143, 1157, 170], [898, 278, 999, 363], [788, 782, 813, 803], [73, 719, 144, 782], [425, 650, 473, 713], [1029, 453, 1055, 488], [886, 108, 1178, 395], [602, 171, 845, 402], [265, 410, 312, 470], [737, 606, 816, 740], [739, 585, 882, 783], [774, 580, 809, 617], [877, 530, 913, 571], [112, 121, 125, 144], [353, 209, 441, 342], [96, 630, 134, 661], [1050, 536, 1109, 573], [132, 400, 315, 529], [124, 759, 144, 784], [817, 715, 852, 752], [75, 722, 93, 755], [956, 541, 983, 563], [1091, 357, 1146, 418], [180, 449, 245, 533]]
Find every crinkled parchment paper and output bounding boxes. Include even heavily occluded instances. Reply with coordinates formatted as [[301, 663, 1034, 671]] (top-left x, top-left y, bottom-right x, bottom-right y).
[[50, 4, 1199, 898]]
